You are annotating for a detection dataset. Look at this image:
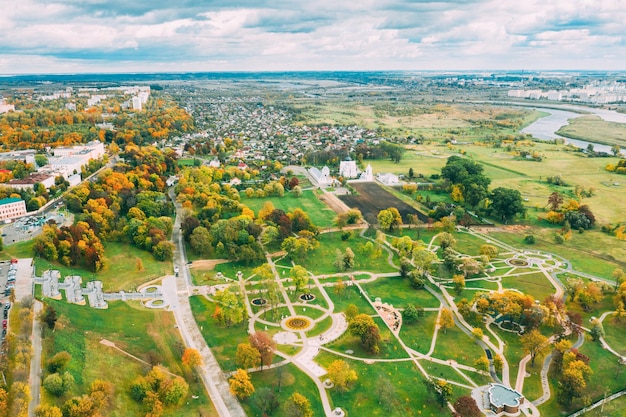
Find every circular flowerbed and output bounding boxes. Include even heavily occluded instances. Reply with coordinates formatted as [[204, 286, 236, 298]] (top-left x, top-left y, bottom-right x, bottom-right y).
[[507, 258, 530, 267], [251, 298, 267, 306], [299, 293, 316, 302], [283, 316, 313, 331]]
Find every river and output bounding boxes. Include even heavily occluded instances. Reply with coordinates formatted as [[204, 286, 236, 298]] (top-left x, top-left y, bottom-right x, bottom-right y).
[[507, 102, 626, 155]]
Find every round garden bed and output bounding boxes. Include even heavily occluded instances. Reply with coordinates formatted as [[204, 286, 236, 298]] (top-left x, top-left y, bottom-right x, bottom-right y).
[[299, 293, 316, 302], [251, 298, 268, 306], [506, 258, 530, 267], [281, 316, 314, 332]]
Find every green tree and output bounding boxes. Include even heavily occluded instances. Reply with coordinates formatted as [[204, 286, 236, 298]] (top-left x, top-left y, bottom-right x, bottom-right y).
[[402, 304, 420, 324], [152, 241, 174, 261], [252, 387, 279, 416], [425, 378, 453, 407], [290, 265, 310, 294], [189, 226, 212, 256], [40, 304, 58, 330], [490, 187, 526, 223], [348, 314, 381, 353], [46, 351, 71, 373]]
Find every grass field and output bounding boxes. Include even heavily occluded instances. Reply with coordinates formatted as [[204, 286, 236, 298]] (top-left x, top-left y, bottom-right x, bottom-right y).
[[489, 230, 626, 278], [499, 272, 557, 301], [400, 312, 438, 353], [556, 115, 626, 147], [300, 231, 398, 275], [189, 295, 248, 372], [315, 350, 450, 416], [41, 300, 215, 417], [2, 240, 171, 291], [360, 275, 441, 308], [241, 189, 336, 228], [243, 364, 325, 417]]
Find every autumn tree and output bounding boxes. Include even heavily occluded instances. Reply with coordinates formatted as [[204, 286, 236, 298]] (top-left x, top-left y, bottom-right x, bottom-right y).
[[480, 244, 498, 260], [521, 329, 549, 367], [249, 331, 275, 370], [377, 207, 402, 231], [46, 351, 71, 373], [326, 360, 358, 393], [284, 393, 313, 417], [34, 405, 63, 417], [229, 369, 255, 400], [453, 396, 482, 417], [348, 314, 381, 354], [438, 308, 454, 334], [452, 274, 465, 295], [235, 343, 261, 370], [181, 348, 202, 368], [547, 191, 564, 211]]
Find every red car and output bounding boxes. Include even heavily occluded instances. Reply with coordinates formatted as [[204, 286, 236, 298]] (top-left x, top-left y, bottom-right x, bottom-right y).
[[2, 320, 6, 329]]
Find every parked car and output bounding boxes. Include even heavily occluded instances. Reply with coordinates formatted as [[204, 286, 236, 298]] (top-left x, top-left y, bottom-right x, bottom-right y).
[[3, 302, 10, 310]]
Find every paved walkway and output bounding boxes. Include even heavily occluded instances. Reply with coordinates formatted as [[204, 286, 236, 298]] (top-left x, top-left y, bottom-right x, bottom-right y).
[[169, 188, 246, 417], [27, 300, 43, 417]]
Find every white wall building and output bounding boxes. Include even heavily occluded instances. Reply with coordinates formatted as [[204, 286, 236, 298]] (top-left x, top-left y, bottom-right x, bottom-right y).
[[0, 198, 27, 220], [376, 172, 399, 185], [359, 164, 373, 181], [339, 157, 359, 179], [309, 166, 332, 186]]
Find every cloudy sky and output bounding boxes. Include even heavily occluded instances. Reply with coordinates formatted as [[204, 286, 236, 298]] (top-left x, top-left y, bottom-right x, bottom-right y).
[[1, 0, 624, 74]]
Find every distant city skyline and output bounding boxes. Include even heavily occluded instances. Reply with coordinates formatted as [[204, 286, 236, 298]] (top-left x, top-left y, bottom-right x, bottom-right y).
[[1, 0, 625, 75]]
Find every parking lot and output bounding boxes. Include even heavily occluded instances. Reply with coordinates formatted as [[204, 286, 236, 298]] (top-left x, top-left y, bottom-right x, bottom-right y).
[[1, 211, 70, 246]]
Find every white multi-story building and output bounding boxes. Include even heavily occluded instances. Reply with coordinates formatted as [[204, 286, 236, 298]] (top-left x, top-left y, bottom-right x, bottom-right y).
[[0, 198, 27, 220], [339, 157, 359, 179], [132, 96, 142, 111], [7, 173, 56, 190]]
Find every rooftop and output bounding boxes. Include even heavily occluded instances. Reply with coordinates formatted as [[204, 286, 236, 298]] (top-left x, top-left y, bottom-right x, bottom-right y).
[[488, 383, 523, 408], [0, 197, 23, 205]]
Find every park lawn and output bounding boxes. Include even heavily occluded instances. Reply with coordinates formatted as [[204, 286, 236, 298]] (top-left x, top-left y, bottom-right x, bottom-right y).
[[302, 232, 397, 275], [566, 294, 615, 324], [361, 275, 441, 308], [189, 296, 248, 372], [384, 227, 440, 245], [42, 300, 214, 417], [521, 366, 544, 403], [579, 394, 626, 416], [324, 316, 409, 360], [244, 364, 325, 417], [0, 239, 35, 259], [289, 287, 330, 310], [455, 232, 492, 256], [315, 351, 447, 417], [327, 284, 376, 314], [400, 312, 438, 354], [575, 339, 626, 411], [419, 359, 477, 388], [602, 318, 626, 356], [293, 305, 326, 320], [306, 315, 333, 338], [189, 265, 225, 286], [27, 241, 170, 292], [431, 324, 485, 366], [241, 189, 336, 228], [214, 260, 263, 281], [499, 272, 557, 301], [462, 278, 500, 291], [488, 230, 626, 278]]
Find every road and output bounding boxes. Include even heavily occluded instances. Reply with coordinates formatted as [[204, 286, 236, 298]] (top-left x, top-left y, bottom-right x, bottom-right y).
[[168, 187, 247, 417], [27, 300, 43, 417]]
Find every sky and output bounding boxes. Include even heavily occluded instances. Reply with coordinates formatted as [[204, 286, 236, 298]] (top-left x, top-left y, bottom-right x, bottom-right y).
[[1, 0, 625, 74]]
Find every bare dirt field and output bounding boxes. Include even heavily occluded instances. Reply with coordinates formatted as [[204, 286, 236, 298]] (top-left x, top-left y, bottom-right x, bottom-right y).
[[339, 182, 428, 224]]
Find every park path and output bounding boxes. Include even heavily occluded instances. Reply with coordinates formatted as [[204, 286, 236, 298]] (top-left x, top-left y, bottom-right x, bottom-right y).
[[27, 300, 43, 417], [169, 187, 247, 417]]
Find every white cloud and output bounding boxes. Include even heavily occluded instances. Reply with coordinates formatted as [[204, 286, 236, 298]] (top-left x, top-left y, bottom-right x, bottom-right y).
[[0, 0, 625, 73]]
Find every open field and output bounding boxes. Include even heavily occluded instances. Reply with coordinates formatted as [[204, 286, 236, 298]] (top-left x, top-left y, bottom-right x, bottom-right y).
[[241, 189, 336, 227], [339, 182, 428, 223], [556, 115, 626, 147], [2, 240, 171, 291], [42, 300, 214, 417]]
